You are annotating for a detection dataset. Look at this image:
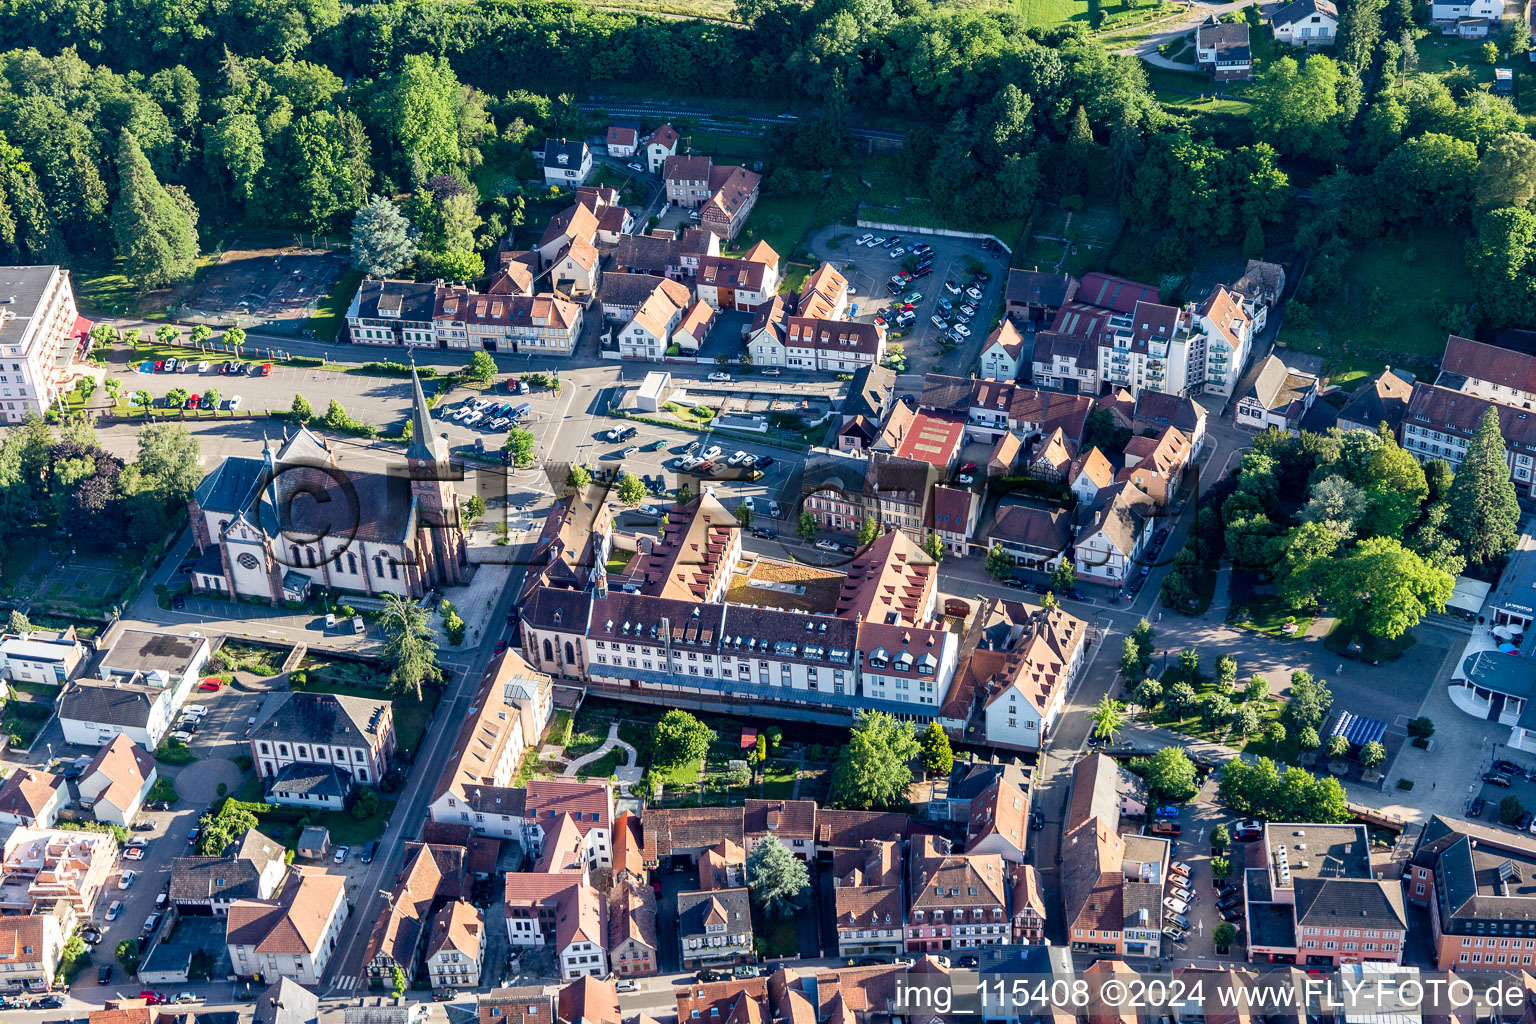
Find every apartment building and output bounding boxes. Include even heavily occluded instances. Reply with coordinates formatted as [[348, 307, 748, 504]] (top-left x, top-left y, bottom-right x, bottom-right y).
[[1401, 383, 1536, 498], [1243, 823, 1406, 966], [249, 691, 395, 787], [424, 901, 486, 989], [0, 266, 91, 422], [695, 244, 780, 312], [226, 869, 348, 985], [905, 835, 1011, 952], [1408, 814, 1536, 968], [677, 888, 753, 968], [0, 827, 115, 916], [832, 839, 904, 957], [347, 280, 439, 347]]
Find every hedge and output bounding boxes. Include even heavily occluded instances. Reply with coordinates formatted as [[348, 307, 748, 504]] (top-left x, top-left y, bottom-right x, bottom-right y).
[[361, 361, 439, 378]]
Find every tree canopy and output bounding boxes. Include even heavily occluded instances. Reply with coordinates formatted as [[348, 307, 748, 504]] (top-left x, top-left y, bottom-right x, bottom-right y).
[[829, 711, 919, 810]]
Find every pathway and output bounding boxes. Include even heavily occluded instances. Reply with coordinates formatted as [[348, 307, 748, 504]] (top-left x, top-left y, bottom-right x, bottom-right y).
[[562, 722, 637, 777], [1104, 0, 1264, 61]]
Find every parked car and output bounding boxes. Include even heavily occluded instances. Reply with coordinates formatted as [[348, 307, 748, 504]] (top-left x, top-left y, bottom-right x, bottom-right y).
[[98, 965, 113, 985], [197, 678, 222, 691], [1155, 803, 1179, 818], [855, 234, 874, 246], [952, 323, 972, 338], [930, 315, 949, 330], [1519, 811, 1535, 831], [142, 914, 161, 935], [966, 286, 984, 302], [334, 845, 349, 864], [119, 870, 137, 890], [1002, 577, 1028, 589], [106, 900, 123, 921], [627, 162, 644, 172], [1471, 796, 1487, 816], [763, 367, 782, 375], [701, 445, 722, 460], [124, 846, 145, 860], [1234, 818, 1264, 840], [707, 372, 731, 382], [1151, 820, 1181, 836], [1031, 810, 1045, 830], [1495, 759, 1523, 776], [1485, 772, 1515, 787]]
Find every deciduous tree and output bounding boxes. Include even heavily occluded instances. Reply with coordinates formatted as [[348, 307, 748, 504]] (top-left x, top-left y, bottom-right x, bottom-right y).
[[829, 711, 919, 810]]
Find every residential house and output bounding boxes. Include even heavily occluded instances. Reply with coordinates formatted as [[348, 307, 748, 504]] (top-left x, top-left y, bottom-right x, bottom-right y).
[[927, 485, 979, 555], [1400, 383, 1536, 499], [425, 901, 486, 989], [557, 976, 621, 1024], [890, 413, 965, 475], [1117, 427, 1193, 505], [580, 185, 632, 244], [600, 273, 673, 324], [743, 799, 817, 860], [1026, 428, 1077, 481], [1242, 823, 1406, 966], [524, 780, 614, 868], [0, 265, 92, 423], [1068, 448, 1116, 507], [549, 239, 601, 300], [249, 691, 395, 787], [985, 505, 1073, 571], [1031, 329, 1102, 394], [751, 304, 887, 372], [905, 835, 1010, 952], [633, 492, 742, 605], [866, 452, 941, 540], [0, 629, 84, 684], [605, 126, 639, 158], [0, 913, 64, 990], [697, 840, 745, 891], [428, 648, 554, 840], [538, 204, 600, 269], [676, 888, 753, 968], [1437, 335, 1536, 408], [0, 769, 64, 828], [480, 988, 553, 1024], [673, 977, 772, 1024], [700, 166, 761, 240], [59, 629, 209, 748], [1407, 814, 1536, 968], [543, 139, 592, 188], [607, 879, 658, 977], [980, 321, 1030, 382], [1061, 755, 1167, 958], [612, 229, 719, 281], [1235, 354, 1319, 434], [1231, 260, 1286, 320], [267, 763, 353, 811], [644, 125, 680, 175], [988, 433, 1023, 478], [0, 828, 115, 915], [169, 828, 288, 916], [918, 374, 1094, 448], [363, 841, 468, 983], [696, 245, 780, 312], [1132, 391, 1207, 452], [617, 278, 694, 361], [801, 448, 874, 532], [837, 365, 897, 453], [433, 289, 584, 356], [1337, 368, 1414, 433], [502, 874, 610, 979], [938, 600, 1087, 751], [663, 157, 762, 240], [641, 807, 745, 868], [1074, 481, 1156, 587], [346, 279, 440, 348], [1196, 17, 1253, 80], [674, 302, 716, 355], [965, 776, 1031, 863], [1011, 865, 1047, 944], [1271, 0, 1338, 44], [1430, 0, 1500, 27], [253, 978, 319, 1024], [832, 840, 904, 957], [76, 735, 156, 826], [1006, 270, 1078, 327], [925, 756, 1031, 824], [226, 869, 349, 985]]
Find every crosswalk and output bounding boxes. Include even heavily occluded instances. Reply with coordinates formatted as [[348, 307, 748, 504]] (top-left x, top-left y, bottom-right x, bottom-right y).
[[331, 973, 362, 992]]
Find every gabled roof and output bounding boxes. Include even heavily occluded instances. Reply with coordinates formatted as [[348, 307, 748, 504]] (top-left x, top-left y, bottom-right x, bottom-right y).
[[1075, 273, 1158, 314], [542, 138, 589, 171], [1079, 480, 1156, 556], [1337, 369, 1414, 430], [1240, 354, 1318, 416], [966, 776, 1030, 855], [1440, 335, 1536, 394], [0, 767, 61, 821], [835, 529, 937, 626], [677, 887, 751, 939], [254, 978, 318, 1024], [635, 493, 737, 601], [250, 691, 391, 748], [226, 870, 345, 955], [557, 976, 620, 1024], [1068, 447, 1115, 491], [642, 806, 745, 861], [982, 320, 1028, 362], [743, 799, 817, 842], [1272, 0, 1338, 26], [480, 988, 552, 1024], [424, 900, 483, 960], [1006, 269, 1078, 309]]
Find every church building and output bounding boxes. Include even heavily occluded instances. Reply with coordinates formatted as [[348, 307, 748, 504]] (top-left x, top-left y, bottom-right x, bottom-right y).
[[185, 367, 467, 603]]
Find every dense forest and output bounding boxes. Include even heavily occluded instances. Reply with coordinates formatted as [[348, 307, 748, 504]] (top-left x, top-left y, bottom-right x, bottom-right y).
[[0, 0, 1531, 326]]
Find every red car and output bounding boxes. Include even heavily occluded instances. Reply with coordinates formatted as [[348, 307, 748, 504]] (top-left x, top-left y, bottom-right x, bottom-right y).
[[198, 678, 222, 691], [153, 360, 164, 372], [260, 363, 273, 376], [960, 462, 977, 473], [186, 394, 200, 409], [494, 640, 507, 654], [138, 991, 166, 1005]]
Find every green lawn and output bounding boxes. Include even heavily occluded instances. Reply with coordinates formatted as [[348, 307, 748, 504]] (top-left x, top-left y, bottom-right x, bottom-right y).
[[1324, 620, 1419, 663], [566, 711, 615, 760], [577, 746, 630, 780], [680, 130, 769, 165], [759, 760, 796, 799], [1280, 226, 1473, 386], [305, 267, 363, 343], [1232, 595, 1315, 640], [733, 196, 820, 260], [515, 753, 558, 787], [779, 262, 814, 295], [756, 914, 799, 958]]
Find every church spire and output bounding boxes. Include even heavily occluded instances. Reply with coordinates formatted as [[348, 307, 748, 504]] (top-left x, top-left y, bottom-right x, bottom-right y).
[[406, 354, 447, 464]]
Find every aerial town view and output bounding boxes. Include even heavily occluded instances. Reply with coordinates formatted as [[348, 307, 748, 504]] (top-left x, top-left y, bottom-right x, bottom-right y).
[[0, 0, 1534, 1020]]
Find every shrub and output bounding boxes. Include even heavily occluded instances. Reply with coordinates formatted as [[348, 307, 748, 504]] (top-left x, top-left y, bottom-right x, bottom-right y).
[[288, 356, 325, 367], [361, 362, 437, 379], [351, 788, 381, 820]]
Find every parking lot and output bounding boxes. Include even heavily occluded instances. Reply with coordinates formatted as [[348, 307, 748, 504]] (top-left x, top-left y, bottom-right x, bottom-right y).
[[809, 227, 1012, 373], [1473, 748, 1536, 834]]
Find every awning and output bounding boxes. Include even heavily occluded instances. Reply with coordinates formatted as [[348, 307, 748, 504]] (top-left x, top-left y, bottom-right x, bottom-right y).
[[1331, 711, 1386, 746]]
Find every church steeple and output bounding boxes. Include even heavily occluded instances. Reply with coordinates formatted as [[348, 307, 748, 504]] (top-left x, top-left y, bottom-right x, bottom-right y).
[[406, 355, 448, 465]]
